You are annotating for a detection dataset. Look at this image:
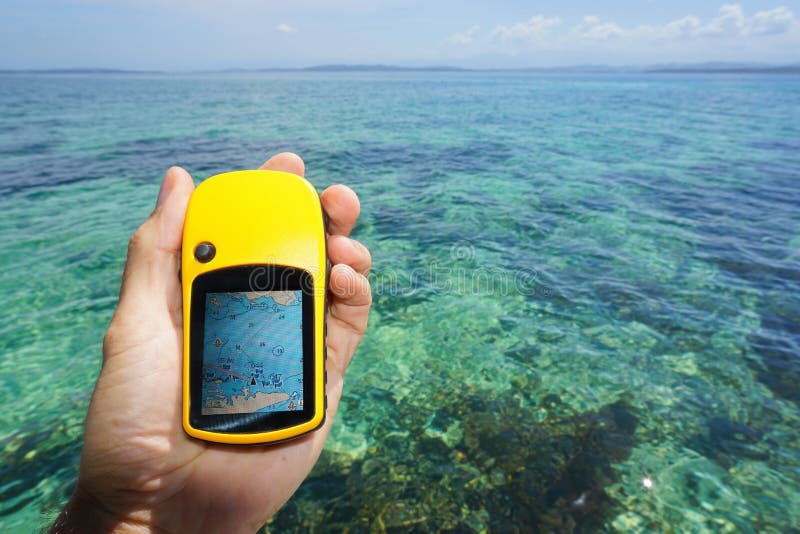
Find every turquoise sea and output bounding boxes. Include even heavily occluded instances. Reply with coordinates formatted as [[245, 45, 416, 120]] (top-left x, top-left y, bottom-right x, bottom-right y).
[[1, 72, 799, 532]]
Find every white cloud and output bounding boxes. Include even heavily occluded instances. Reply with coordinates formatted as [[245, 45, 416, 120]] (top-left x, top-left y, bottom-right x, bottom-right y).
[[657, 4, 797, 38], [748, 6, 795, 35], [695, 3, 746, 36], [275, 23, 297, 34], [572, 16, 624, 40], [446, 4, 798, 62], [658, 16, 702, 39], [478, 4, 800, 45], [491, 15, 562, 43], [447, 25, 480, 45]]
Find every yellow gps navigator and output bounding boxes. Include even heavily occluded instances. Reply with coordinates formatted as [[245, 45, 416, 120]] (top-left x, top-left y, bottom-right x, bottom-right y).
[[181, 170, 327, 445]]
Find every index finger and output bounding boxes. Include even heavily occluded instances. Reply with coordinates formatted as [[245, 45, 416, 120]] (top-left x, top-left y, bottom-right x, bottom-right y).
[[321, 184, 360, 236]]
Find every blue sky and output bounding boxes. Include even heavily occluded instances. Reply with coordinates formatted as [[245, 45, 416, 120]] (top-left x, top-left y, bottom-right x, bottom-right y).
[[1, 1, 798, 69]]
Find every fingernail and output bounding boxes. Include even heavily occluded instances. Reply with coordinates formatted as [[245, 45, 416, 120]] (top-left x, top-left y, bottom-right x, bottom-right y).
[[156, 169, 175, 208], [349, 238, 361, 253]]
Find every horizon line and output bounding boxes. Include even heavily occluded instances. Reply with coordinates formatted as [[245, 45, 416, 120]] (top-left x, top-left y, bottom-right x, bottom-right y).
[[1, 61, 800, 75]]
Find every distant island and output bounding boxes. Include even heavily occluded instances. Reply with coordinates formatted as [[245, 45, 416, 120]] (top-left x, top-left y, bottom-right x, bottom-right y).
[[301, 64, 468, 72], [2, 62, 799, 75], [0, 68, 163, 75], [645, 63, 800, 74]]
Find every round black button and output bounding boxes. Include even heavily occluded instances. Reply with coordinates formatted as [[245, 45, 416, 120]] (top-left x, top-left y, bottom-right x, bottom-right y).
[[194, 242, 216, 263]]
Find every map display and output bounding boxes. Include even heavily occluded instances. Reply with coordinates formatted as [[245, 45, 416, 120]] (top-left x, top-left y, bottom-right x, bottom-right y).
[[201, 290, 304, 415]]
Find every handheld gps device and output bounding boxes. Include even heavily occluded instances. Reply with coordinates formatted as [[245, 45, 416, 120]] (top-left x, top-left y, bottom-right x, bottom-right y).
[[181, 170, 327, 445]]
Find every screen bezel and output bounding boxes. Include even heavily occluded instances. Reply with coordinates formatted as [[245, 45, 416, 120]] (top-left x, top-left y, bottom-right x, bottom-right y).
[[189, 265, 316, 434]]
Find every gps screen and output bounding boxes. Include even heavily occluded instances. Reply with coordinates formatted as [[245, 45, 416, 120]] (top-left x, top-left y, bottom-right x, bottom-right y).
[[201, 290, 304, 416]]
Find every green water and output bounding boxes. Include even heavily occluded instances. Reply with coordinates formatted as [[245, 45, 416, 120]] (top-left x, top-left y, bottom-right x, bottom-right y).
[[1, 72, 799, 532]]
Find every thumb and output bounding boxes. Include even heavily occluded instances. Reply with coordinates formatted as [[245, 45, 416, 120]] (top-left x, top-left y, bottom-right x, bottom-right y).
[[115, 167, 195, 327]]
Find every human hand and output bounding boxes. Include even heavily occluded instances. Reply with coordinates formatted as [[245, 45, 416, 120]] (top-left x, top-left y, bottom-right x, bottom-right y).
[[52, 153, 372, 533]]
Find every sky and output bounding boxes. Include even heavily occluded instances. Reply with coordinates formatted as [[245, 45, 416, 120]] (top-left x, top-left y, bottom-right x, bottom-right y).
[[0, 1, 798, 70]]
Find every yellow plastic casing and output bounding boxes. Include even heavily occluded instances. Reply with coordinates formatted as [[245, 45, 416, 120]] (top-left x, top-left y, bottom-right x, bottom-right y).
[[181, 170, 326, 445]]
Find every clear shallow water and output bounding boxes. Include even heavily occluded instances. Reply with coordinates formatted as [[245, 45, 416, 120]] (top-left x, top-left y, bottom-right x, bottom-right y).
[[1, 72, 799, 532]]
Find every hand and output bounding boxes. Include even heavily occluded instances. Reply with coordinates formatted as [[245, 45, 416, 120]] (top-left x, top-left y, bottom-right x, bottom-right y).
[[52, 153, 372, 533]]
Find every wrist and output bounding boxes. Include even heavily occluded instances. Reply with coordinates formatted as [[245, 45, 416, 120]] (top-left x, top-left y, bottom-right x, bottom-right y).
[[50, 484, 151, 534]]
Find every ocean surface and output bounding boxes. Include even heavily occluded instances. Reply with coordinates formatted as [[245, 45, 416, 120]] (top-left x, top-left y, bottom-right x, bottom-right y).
[[0, 71, 799, 532]]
